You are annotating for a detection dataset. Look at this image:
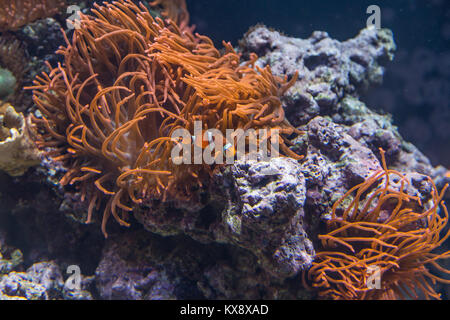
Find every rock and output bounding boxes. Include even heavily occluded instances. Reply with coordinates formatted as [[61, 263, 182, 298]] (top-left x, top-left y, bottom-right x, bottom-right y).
[[95, 236, 176, 300], [94, 230, 310, 300], [0, 262, 62, 300], [134, 156, 314, 279], [240, 25, 396, 126], [222, 156, 314, 278], [0, 102, 40, 176]]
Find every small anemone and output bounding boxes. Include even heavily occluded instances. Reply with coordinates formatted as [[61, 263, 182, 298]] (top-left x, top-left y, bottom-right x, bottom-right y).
[[304, 148, 450, 300]]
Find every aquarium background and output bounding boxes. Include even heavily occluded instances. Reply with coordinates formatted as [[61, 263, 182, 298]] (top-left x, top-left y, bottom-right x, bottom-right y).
[[0, 0, 448, 301], [188, 0, 450, 167]]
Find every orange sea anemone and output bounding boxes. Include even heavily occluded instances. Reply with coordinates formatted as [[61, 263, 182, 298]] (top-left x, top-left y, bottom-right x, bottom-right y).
[[27, 0, 300, 236], [304, 149, 450, 299]]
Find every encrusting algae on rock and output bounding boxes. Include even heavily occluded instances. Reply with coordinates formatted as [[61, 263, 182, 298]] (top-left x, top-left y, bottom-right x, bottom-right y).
[[0, 102, 40, 176]]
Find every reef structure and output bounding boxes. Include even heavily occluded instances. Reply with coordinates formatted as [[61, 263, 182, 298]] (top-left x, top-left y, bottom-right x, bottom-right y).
[[0, 0, 448, 301], [28, 0, 300, 237], [0, 0, 66, 31]]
